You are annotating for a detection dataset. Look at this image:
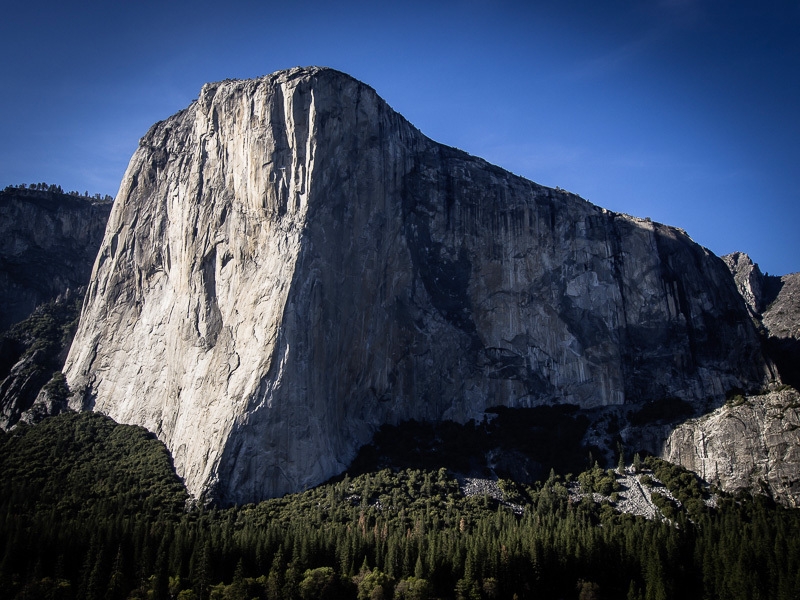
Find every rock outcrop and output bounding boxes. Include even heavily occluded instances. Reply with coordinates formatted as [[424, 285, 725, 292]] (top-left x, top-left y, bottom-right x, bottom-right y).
[[64, 67, 774, 504], [723, 252, 800, 389], [762, 273, 800, 390], [0, 295, 81, 429], [0, 188, 112, 332], [664, 387, 800, 506], [659, 253, 800, 505], [722, 252, 764, 317], [763, 272, 800, 341]]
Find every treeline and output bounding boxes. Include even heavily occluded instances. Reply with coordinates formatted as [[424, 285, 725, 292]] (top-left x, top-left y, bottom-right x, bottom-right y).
[[1, 412, 799, 599], [2, 182, 113, 202]]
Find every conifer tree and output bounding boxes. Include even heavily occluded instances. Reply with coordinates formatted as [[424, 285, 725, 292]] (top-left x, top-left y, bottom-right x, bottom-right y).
[[266, 547, 286, 600], [105, 546, 127, 600]]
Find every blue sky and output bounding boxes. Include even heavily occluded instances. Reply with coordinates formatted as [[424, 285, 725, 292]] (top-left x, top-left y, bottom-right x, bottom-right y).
[[1, 0, 798, 275]]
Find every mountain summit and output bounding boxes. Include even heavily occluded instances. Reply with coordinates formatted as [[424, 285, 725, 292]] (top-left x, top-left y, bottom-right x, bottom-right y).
[[63, 67, 773, 504]]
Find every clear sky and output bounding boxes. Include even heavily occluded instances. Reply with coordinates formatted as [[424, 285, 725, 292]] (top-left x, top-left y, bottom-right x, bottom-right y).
[[1, 0, 798, 275]]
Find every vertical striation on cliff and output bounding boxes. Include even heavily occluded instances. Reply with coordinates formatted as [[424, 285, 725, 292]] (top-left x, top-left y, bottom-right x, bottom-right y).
[[64, 67, 773, 504]]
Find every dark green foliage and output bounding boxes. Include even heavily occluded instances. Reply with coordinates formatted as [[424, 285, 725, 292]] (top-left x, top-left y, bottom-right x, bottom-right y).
[[1, 413, 800, 599], [2, 295, 82, 351], [644, 456, 708, 510], [42, 371, 70, 403], [0, 297, 84, 425], [0, 412, 188, 519], [577, 464, 620, 496], [650, 493, 679, 520], [633, 452, 643, 473]]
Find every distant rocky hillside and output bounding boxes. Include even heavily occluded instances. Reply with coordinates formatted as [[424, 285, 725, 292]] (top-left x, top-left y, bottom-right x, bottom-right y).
[[763, 272, 800, 391], [0, 186, 112, 331], [658, 252, 800, 505], [723, 251, 800, 388], [664, 386, 800, 507], [0, 186, 113, 429], [0, 295, 82, 429], [62, 66, 774, 504]]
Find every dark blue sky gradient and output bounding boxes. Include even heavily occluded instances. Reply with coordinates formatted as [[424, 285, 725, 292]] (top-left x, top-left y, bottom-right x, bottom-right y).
[[2, 0, 798, 274]]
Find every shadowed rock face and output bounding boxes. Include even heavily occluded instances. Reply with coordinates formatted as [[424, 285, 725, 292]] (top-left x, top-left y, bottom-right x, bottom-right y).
[[723, 252, 800, 389], [0, 189, 112, 332], [64, 67, 773, 504]]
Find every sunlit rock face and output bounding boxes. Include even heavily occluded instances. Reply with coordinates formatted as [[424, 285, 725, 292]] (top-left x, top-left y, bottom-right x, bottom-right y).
[[64, 67, 772, 504], [722, 252, 765, 317], [665, 388, 800, 506]]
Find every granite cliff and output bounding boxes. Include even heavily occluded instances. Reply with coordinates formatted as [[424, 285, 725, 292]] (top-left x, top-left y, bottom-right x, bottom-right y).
[[664, 386, 800, 507], [0, 188, 112, 429], [64, 67, 775, 504], [660, 253, 800, 505], [723, 252, 800, 388], [0, 187, 112, 331]]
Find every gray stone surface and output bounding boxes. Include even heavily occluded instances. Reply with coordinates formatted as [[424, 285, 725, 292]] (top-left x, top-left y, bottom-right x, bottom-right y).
[[567, 471, 673, 521], [723, 252, 800, 390], [664, 387, 800, 506], [721, 251, 800, 341], [0, 347, 50, 429], [763, 272, 800, 341], [0, 189, 112, 331], [722, 251, 764, 317], [64, 67, 774, 504]]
